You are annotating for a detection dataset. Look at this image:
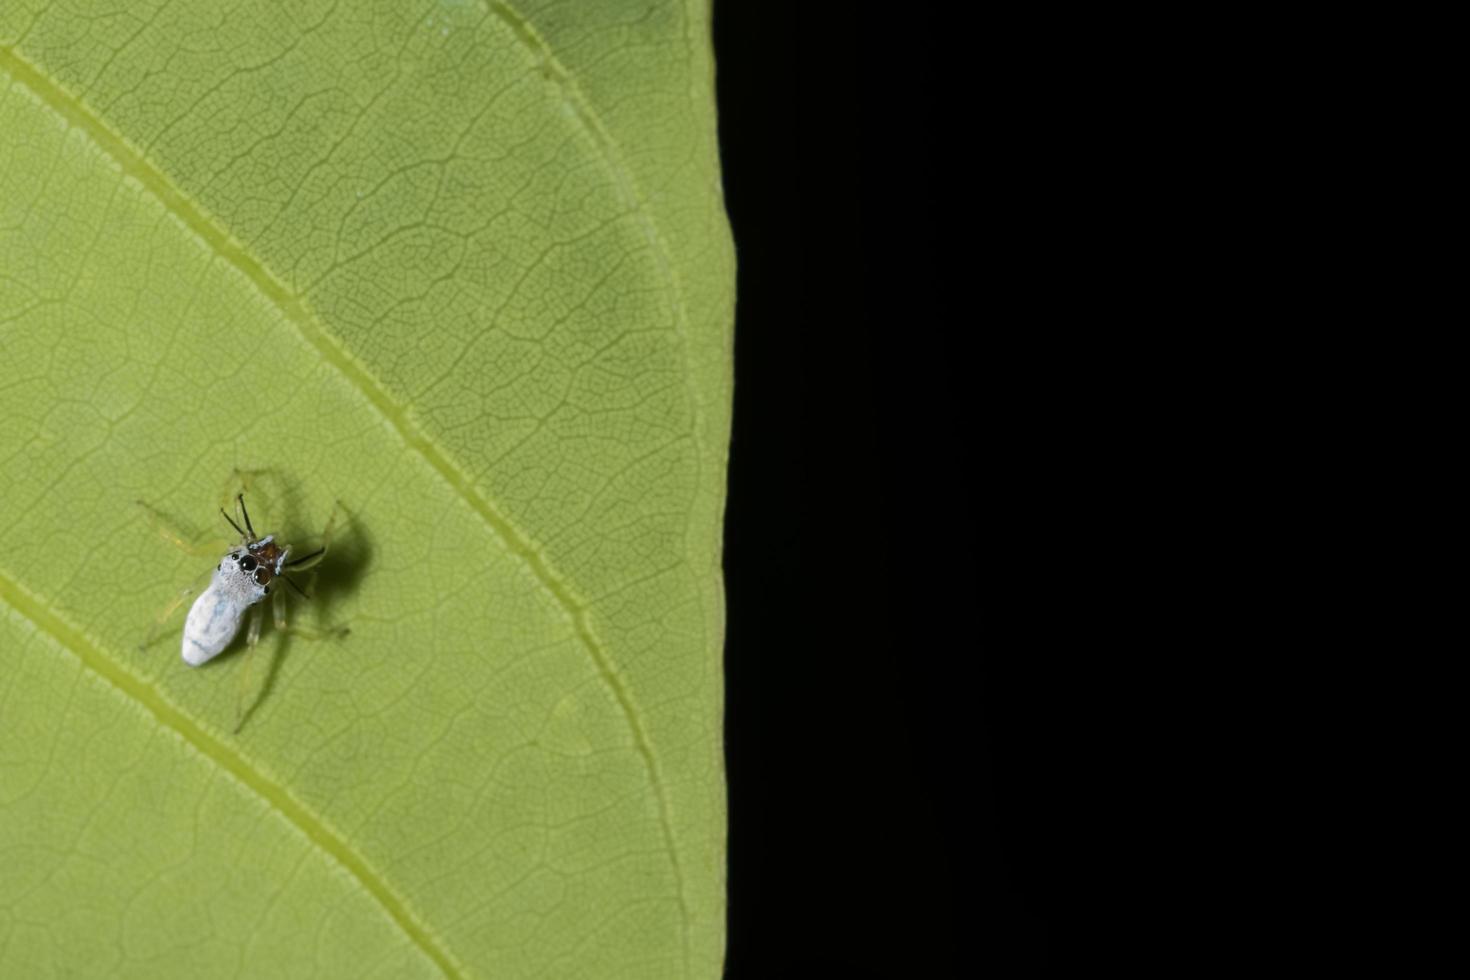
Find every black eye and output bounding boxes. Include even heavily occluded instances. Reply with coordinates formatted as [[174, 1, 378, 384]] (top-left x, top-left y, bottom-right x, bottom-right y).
[[239, 555, 257, 572], [262, 585, 271, 594], [229, 553, 239, 561], [253, 569, 268, 586]]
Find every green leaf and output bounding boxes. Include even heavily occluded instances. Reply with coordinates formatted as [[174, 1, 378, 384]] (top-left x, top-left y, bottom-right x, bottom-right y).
[[0, 1, 732, 976]]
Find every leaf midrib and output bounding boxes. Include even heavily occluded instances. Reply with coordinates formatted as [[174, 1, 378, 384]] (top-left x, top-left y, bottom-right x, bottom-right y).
[[0, 567, 464, 979], [1, 29, 693, 971]]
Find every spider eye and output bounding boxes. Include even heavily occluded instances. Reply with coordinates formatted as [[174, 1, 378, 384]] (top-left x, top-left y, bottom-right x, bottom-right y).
[[239, 555, 258, 572], [262, 585, 271, 595], [253, 568, 269, 586]]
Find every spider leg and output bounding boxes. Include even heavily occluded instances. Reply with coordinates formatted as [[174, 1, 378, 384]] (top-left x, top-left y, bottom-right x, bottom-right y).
[[282, 500, 340, 573], [234, 586, 349, 732], [271, 575, 350, 641], [218, 467, 269, 511], [232, 603, 266, 733], [136, 501, 230, 558], [138, 568, 213, 651]]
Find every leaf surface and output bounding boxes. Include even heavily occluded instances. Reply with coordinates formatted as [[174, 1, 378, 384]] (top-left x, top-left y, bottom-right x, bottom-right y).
[[0, 2, 731, 976]]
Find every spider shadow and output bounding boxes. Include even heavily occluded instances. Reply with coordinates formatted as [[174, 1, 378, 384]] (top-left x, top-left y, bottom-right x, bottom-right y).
[[232, 501, 374, 732]]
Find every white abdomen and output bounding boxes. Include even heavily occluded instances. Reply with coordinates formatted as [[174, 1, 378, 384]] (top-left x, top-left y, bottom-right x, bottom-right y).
[[182, 587, 247, 666]]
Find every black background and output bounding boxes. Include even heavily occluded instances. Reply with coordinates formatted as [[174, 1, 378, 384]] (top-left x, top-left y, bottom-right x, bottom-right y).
[[713, 6, 1043, 976]]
